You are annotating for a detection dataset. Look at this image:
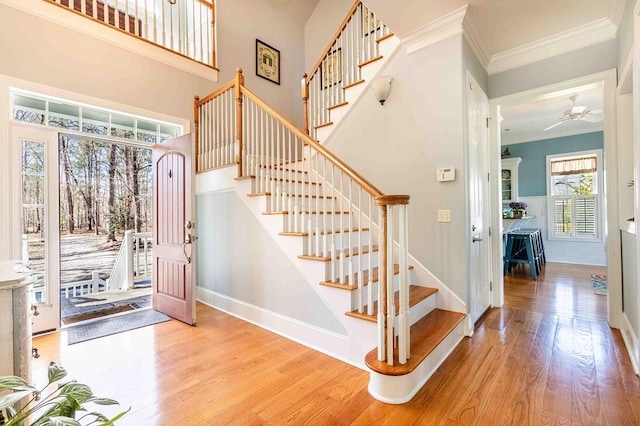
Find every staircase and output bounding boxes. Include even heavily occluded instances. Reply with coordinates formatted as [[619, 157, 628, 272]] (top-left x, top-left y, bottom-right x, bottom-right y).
[[193, 1, 466, 404]]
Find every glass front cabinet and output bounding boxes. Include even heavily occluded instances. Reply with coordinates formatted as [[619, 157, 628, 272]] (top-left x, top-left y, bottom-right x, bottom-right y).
[[501, 157, 522, 204]]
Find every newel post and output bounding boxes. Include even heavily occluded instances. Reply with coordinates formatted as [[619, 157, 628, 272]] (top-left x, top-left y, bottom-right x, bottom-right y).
[[375, 194, 411, 365], [235, 68, 245, 178], [301, 73, 310, 135], [193, 95, 200, 173]]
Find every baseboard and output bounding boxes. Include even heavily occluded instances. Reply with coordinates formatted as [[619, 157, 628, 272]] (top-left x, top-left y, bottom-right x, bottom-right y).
[[196, 286, 362, 369], [620, 312, 640, 375]]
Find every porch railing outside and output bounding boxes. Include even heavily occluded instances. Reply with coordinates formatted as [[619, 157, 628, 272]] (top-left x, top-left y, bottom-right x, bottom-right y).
[[302, 0, 391, 139], [195, 68, 411, 366], [46, 0, 216, 67], [108, 230, 153, 292]]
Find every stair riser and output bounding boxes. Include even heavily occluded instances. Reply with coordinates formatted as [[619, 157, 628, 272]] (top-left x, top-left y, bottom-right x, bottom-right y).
[[299, 231, 371, 253], [346, 274, 413, 311], [265, 195, 337, 213], [277, 213, 360, 234], [304, 252, 378, 272], [253, 180, 324, 196]]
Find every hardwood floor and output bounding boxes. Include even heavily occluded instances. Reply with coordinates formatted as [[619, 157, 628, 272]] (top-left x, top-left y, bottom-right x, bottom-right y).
[[32, 263, 639, 425]]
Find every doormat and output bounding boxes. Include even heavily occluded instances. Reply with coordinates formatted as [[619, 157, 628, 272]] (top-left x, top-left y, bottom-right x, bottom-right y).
[[66, 309, 171, 345], [591, 274, 607, 295], [62, 304, 135, 325]]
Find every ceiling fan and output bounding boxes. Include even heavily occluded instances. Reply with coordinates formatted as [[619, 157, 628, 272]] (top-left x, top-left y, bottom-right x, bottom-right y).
[[543, 95, 603, 131]]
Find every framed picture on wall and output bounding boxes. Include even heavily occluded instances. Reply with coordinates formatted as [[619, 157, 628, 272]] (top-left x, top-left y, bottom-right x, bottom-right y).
[[321, 48, 342, 89], [256, 39, 280, 85]]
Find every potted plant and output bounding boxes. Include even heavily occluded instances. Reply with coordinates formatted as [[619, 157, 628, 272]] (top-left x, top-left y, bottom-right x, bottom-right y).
[[0, 362, 128, 425], [509, 201, 527, 218]]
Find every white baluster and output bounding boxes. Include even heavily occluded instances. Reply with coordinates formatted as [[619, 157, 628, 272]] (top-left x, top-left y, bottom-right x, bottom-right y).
[[307, 218, 313, 255]]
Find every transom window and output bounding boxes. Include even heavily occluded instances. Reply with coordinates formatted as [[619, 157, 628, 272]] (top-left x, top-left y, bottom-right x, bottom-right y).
[[547, 150, 602, 241], [10, 89, 182, 144]]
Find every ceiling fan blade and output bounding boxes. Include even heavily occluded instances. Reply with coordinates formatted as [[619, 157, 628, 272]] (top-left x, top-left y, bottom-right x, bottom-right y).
[[571, 105, 586, 114], [543, 121, 567, 131], [580, 114, 603, 123]]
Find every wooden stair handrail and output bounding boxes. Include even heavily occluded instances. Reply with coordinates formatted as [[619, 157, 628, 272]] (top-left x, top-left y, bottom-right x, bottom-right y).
[[305, 0, 362, 85], [239, 83, 386, 200]]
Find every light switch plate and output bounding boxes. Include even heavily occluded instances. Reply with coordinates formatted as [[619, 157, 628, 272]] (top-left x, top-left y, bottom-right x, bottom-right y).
[[437, 209, 451, 223]]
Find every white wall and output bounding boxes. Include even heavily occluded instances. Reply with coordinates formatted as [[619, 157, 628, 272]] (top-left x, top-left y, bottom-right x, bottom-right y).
[[217, 0, 316, 125], [196, 190, 347, 334], [303, 0, 353, 72], [323, 35, 469, 300]]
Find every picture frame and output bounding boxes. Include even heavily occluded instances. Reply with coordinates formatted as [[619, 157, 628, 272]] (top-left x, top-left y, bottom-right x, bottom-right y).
[[256, 39, 280, 85], [321, 48, 342, 90], [362, 5, 381, 36]]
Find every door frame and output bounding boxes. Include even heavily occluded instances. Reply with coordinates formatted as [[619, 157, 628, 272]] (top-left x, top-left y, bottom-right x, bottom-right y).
[[466, 71, 492, 326], [488, 69, 621, 328]]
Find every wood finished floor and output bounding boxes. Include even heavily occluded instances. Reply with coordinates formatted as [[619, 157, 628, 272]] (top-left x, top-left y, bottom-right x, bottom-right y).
[[32, 263, 640, 425]]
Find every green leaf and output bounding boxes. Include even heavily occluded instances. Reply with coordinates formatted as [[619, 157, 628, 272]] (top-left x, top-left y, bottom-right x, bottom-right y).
[[0, 376, 30, 391], [0, 390, 32, 411], [59, 383, 93, 404], [96, 407, 131, 425], [87, 397, 119, 406], [49, 416, 81, 426], [47, 363, 67, 384], [6, 404, 17, 418]]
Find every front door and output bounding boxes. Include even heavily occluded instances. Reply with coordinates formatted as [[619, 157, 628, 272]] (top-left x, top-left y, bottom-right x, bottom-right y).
[[152, 134, 195, 325], [467, 74, 492, 323]]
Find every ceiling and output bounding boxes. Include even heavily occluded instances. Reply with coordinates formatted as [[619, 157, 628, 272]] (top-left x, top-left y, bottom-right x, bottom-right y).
[[500, 83, 604, 145]]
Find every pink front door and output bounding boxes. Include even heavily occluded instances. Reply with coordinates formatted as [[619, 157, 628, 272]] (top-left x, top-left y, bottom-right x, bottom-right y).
[[152, 134, 195, 325]]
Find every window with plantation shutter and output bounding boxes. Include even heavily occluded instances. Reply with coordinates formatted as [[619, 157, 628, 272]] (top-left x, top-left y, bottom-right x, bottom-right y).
[[547, 150, 602, 241]]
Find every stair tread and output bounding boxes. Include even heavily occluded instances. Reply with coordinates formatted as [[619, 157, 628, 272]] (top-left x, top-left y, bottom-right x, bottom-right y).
[[342, 79, 365, 90], [247, 192, 334, 199], [298, 245, 378, 262], [364, 309, 465, 376], [345, 286, 438, 323], [320, 264, 414, 291], [377, 33, 394, 43], [258, 165, 308, 174], [279, 227, 370, 237], [359, 55, 383, 68], [263, 210, 350, 215], [314, 121, 333, 129], [328, 101, 348, 111]]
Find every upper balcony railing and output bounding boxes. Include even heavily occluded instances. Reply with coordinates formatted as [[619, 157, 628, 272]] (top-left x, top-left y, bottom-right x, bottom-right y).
[[46, 0, 216, 68]]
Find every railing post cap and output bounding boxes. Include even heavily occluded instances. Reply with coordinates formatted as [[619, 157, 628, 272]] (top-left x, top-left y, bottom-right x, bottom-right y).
[[375, 195, 411, 206], [236, 67, 243, 74], [194, 95, 200, 101]]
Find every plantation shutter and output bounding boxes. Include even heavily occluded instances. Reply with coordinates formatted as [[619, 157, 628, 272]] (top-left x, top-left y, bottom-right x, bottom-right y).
[[574, 196, 597, 237], [553, 197, 572, 237]]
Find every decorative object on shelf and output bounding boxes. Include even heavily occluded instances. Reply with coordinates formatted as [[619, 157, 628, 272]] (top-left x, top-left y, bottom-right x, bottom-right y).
[[0, 362, 129, 425], [501, 147, 511, 158], [256, 39, 280, 85], [509, 201, 527, 218]]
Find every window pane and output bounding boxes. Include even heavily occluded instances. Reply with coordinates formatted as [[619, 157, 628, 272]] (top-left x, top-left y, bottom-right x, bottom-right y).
[[49, 102, 80, 130], [111, 114, 135, 140], [553, 198, 572, 237], [552, 172, 596, 196], [13, 95, 46, 125], [575, 196, 596, 237], [137, 120, 158, 143], [82, 108, 109, 135]]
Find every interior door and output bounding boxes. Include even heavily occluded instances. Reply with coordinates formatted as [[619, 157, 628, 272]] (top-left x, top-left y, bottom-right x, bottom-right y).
[[152, 134, 195, 325], [467, 75, 492, 323]]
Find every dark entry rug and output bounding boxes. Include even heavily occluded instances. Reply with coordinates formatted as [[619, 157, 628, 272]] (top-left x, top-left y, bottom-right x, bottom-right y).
[[66, 309, 171, 345]]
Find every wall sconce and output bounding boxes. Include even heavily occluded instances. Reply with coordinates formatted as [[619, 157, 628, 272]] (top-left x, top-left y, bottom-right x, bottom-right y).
[[371, 76, 393, 105]]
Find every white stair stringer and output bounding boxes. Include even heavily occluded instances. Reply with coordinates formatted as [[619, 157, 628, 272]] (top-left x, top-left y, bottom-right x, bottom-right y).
[[315, 35, 402, 143]]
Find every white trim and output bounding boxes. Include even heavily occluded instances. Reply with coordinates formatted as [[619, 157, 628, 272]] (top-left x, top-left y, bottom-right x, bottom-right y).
[[195, 287, 361, 369], [610, 0, 628, 30], [618, 50, 633, 96], [402, 6, 467, 55], [0, 0, 218, 82], [461, 12, 490, 70], [487, 19, 617, 75], [503, 128, 604, 146], [620, 312, 640, 374]]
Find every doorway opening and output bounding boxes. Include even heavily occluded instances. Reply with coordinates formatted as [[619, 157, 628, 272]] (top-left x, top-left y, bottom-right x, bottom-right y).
[[57, 135, 153, 325], [489, 70, 620, 328]]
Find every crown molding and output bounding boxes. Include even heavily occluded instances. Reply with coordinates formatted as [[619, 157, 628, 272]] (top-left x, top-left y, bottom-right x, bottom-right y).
[[487, 18, 617, 75], [402, 5, 468, 55], [502, 127, 604, 146], [610, 0, 627, 30], [401, 5, 490, 71]]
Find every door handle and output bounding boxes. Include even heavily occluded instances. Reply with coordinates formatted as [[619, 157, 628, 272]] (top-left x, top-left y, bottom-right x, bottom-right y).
[[183, 234, 192, 263], [473, 235, 483, 243]]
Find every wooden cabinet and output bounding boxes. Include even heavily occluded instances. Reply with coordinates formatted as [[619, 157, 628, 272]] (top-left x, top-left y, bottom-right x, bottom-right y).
[[501, 157, 522, 204], [0, 261, 32, 383]]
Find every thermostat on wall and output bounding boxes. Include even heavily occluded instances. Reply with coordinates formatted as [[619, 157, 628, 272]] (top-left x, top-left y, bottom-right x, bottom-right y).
[[436, 168, 455, 182]]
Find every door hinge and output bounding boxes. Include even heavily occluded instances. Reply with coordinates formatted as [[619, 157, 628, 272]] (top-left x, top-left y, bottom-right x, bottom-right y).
[[490, 281, 493, 291], [486, 117, 491, 128], [488, 227, 492, 237], [487, 172, 490, 182]]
